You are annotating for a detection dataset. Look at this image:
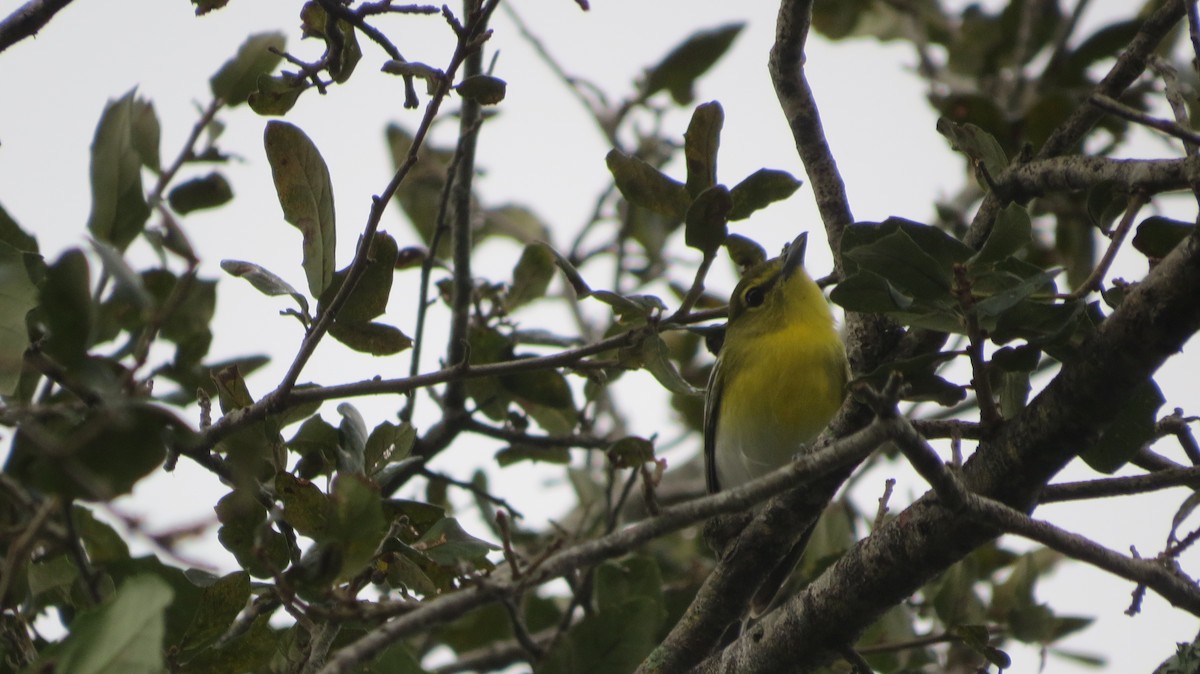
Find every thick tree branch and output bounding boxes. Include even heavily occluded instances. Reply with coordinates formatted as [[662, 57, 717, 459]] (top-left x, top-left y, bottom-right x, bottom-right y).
[[993, 155, 1200, 200], [0, 0, 74, 53]]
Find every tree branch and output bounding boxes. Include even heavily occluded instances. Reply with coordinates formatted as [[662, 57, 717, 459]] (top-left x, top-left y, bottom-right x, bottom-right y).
[[964, 0, 1186, 250], [0, 0, 74, 53], [316, 416, 896, 674], [993, 155, 1200, 200]]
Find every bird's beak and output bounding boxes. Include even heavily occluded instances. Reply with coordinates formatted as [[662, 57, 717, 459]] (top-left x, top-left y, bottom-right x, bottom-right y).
[[781, 232, 808, 279]]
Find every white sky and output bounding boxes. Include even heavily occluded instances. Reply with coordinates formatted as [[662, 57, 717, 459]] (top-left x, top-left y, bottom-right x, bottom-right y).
[[2, 0, 1198, 672]]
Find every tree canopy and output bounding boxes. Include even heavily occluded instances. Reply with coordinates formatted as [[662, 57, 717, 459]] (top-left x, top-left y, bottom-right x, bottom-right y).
[[4, 1, 1200, 673]]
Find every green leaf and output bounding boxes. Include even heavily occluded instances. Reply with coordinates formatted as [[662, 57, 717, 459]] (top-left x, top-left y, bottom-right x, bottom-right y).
[[991, 345, 1039, 418], [970, 202, 1031, 267], [606, 436, 655, 468], [501, 365, 576, 409], [167, 172, 233, 214], [591, 291, 666, 323], [1081, 379, 1165, 473], [177, 571, 250, 655], [38, 248, 91, 366], [842, 218, 974, 276], [936, 118, 1009, 185], [210, 32, 286, 105], [383, 551, 439, 596], [830, 269, 914, 313], [174, 614, 275, 674], [27, 555, 79, 599], [641, 333, 704, 396], [336, 402, 368, 476], [247, 73, 306, 116], [683, 101, 723, 198], [221, 259, 310, 316], [290, 415, 340, 479], [320, 231, 399, 323], [129, 98, 161, 173], [507, 242, 557, 310], [364, 420, 414, 476], [276, 472, 332, 538], [264, 121, 336, 297], [543, 242, 592, 297], [331, 473, 387, 577], [724, 233, 767, 269], [973, 268, 1059, 319], [991, 297, 1086, 346], [639, 23, 744, 105], [481, 204, 552, 243], [329, 320, 413, 355], [0, 202, 39, 253], [87, 89, 151, 252], [852, 350, 967, 406], [299, 2, 360, 84], [382, 499, 446, 538], [594, 556, 664, 614], [415, 517, 499, 567], [606, 150, 690, 220], [1133, 216, 1193, 260], [90, 238, 153, 312], [0, 241, 38, 394], [73, 505, 130, 563], [211, 364, 255, 413], [5, 404, 182, 500], [844, 229, 953, 300], [456, 75, 507, 104], [728, 169, 803, 221], [215, 490, 289, 579], [536, 597, 665, 674], [684, 185, 731, 256], [1085, 181, 1129, 233], [51, 575, 172, 674]]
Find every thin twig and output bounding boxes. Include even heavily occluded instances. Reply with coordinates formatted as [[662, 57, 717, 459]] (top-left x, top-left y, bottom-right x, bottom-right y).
[[149, 98, 223, 207], [1149, 57, 1197, 157], [952, 264, 1001, 427], [873, 478, 896, 531], [419, 467, 525, 519], [1040, 467, 1200, 503], [1090, 93, 1200, 147], [268, 4, 494, 402], [1065, 189, 1147, 299]]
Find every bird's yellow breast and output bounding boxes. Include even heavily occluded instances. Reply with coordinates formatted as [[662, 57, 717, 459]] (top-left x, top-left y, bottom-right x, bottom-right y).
[[714, 320, 847, 487]]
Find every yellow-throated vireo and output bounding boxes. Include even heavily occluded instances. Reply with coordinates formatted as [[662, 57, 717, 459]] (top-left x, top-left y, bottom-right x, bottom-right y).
[[704, 232, 849, 492], [703, 232, 849, 612]]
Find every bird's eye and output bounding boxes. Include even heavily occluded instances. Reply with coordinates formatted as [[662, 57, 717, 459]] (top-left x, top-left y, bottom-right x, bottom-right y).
[[744, 286, 766, 308]]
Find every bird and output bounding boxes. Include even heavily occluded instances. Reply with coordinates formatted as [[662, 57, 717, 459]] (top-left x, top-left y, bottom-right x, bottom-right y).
[[703, 231, 850, 615]]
